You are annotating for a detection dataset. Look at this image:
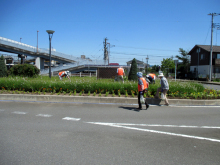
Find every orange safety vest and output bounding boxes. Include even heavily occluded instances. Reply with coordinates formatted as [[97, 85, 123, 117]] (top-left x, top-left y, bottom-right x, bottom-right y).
[[59, 71, 66, 77], [138, 77, 149, 91], [148, 73, 155, 79], [117, 68, 124, 76]]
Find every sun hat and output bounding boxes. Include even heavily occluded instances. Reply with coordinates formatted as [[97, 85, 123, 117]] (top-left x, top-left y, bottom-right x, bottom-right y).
[[137, 72, 143, 78], [158, 72, 164, 77]]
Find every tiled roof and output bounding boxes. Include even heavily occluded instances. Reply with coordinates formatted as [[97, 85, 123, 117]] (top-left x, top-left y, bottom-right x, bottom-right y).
[[188, 45, 220, 54], [126, 59, 144, 64], [197, 45, 220, 52]]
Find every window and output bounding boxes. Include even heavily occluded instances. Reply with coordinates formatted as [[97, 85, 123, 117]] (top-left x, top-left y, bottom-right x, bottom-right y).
[[200, 54, 204, 60], [194, 67, 196, 73], [217, 54, 220, 59], [214, 67, 220, 73]]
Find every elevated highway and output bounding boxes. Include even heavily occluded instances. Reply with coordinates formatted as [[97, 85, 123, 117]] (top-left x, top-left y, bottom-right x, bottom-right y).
[[0, 36, 105, 72], [0, 36, 75, 63]]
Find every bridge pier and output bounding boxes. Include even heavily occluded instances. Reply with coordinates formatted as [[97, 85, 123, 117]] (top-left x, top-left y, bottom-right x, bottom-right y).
[[35, 57, 45, 70]]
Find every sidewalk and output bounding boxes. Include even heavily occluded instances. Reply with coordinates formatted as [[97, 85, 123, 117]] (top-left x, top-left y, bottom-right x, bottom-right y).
[[1, 94, 220, 106]]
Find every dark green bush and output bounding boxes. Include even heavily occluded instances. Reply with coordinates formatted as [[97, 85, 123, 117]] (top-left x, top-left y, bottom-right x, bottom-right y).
[[8, 64, 40, 77], [128, 58, 138, 81], [0, 55, 7, 77]]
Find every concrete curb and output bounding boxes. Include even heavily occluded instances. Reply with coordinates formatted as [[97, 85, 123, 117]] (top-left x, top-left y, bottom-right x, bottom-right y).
[[1, 94, 220, 106]]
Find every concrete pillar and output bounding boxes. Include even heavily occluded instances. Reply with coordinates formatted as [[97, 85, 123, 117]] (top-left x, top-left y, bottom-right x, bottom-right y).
[[35, 57, 45, 69]]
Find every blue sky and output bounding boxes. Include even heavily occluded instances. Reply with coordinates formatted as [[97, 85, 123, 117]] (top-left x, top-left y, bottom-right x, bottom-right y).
[[1, 0, 220, 65]]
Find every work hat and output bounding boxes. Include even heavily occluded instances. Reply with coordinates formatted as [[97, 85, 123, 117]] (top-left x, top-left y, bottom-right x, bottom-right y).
[[158, 72, 164, 77], [137, 72, 143, 78]]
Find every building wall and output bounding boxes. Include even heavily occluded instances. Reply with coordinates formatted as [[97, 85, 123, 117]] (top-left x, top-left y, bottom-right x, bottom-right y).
[[190, 65, 220, 78], [97, 68, 117, 79], [190, 48, 210, 66]]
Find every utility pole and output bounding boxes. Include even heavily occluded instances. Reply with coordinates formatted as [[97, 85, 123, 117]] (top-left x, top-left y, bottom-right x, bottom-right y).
[[107, 42, 110, 65], [146, 55, 149, 74], [208, 13, 220, 81], [103, 38, 108, 65], [197, 48, 200, 80]]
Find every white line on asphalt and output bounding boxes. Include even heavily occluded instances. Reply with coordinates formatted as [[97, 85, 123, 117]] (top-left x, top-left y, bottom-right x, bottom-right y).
[[12, 111, 27, 114], [90, 123, 220, 129], [87, 122, 220, 143], [36, 114, 52, 117], [0, 109, 5, 112], [62, 117, 81, 121]]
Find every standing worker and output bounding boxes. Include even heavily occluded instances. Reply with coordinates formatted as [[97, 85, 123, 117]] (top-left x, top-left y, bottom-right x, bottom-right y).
[[146, 73, 156, 84], [137, 72, 149, 110], [58, 71, 70, 80], [117, 66, 125, 83], [154, 72, 169, 106]]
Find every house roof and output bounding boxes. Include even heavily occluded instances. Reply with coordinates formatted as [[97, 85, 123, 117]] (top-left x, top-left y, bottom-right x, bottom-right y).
[[188, 45, 220, 54], [126, 59, 144, 64]]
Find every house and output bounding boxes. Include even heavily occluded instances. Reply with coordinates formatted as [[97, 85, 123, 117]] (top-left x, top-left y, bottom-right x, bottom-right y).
[[188, 45, 220, 79], [126, 59, 149, 72]]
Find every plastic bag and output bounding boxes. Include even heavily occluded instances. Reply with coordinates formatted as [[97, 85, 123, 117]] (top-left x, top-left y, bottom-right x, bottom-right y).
[[161, 93, 165, 100], [140, 95, 145, 104]]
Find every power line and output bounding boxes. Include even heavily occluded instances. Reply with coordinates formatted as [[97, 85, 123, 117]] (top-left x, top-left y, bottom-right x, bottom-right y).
[[110, 51, 176, 57], [115, 45, 178, 52]]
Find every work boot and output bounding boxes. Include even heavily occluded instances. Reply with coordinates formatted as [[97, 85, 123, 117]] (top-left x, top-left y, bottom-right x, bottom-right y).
[[146, 104, 149, 109], [135, 107, 142, 111]]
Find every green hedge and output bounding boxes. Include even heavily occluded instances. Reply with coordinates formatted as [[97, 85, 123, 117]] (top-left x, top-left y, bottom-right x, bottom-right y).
[[0, 76, 206, 97], [8, 64, 40, 77]]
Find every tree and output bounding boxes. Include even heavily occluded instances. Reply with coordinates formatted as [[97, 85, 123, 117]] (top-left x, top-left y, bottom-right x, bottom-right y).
[[150, 65, 160, 73], [175, 48, 190, 78], [0, 55, 7, 77], [161, 58, 175, 77], [128, 58, 138, 81]]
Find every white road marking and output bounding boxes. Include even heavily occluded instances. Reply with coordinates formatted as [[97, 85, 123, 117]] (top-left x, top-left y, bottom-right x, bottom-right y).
[[92, 123, 220, 129], [62, 117, 81, 121], [87, 122, 220, 143], [36, 114, 52, 117], [0, 109, 5, 112], [12, 111, 27, 114]]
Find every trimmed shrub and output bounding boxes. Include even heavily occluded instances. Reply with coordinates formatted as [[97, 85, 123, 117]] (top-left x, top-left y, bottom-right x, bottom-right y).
[[128, 58, 138, 81], [8, 64, 40, 77]]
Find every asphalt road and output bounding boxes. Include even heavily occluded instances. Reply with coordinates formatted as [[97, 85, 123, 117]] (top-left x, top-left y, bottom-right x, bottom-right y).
[[0, 101, 220, 165]]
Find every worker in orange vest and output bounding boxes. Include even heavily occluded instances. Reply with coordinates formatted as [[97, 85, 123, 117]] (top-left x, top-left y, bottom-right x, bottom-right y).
[[58, 71, 70, 80], [137, 72, 149, 110], [146, 73, 156, 84], [117, 66, 125, 83]]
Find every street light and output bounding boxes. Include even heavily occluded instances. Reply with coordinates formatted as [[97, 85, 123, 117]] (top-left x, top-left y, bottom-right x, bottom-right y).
[[37, 30, 39, 53], [46, 30, 55, 78], [174, 60, 178, 81]]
